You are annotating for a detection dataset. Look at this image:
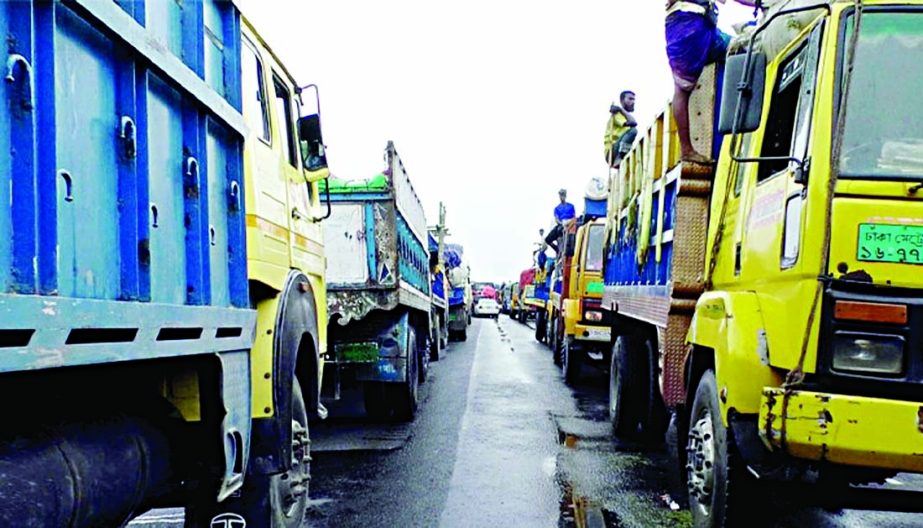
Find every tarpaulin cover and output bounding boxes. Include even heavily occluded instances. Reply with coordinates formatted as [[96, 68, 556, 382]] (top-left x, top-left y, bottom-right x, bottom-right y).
[[584, 198, 607, 219], [432, 270, 446, 300], [477, 285, 497, 299], [449, 286, 466, 306], [428, 233, 439, 253], [519, 268, 536, 290], [444, 247, 462, 269]]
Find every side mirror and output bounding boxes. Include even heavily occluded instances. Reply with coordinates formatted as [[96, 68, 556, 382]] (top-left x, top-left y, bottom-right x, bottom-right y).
[[298, 114, 328, 179], [718, 51, 767, 135], [298, 83, 329, 182]]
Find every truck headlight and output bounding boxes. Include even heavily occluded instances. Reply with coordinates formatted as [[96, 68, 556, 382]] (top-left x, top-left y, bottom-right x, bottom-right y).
[[585, 311, 603, 322], [832, 332, 904, 375]]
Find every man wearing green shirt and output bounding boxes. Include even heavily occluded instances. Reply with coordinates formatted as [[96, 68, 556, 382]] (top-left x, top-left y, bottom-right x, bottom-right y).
[[603, 90, 638, 168]]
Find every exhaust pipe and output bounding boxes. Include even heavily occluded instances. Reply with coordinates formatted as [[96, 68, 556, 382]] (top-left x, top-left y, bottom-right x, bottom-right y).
[[0, 414, 176, 527]]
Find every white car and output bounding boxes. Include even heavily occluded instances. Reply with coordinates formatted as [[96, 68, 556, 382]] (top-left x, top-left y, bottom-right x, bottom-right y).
[[473, 298, 500, 318]]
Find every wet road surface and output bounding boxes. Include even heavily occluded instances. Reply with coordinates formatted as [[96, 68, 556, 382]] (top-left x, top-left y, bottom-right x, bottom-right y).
[[131, 316, 923, 527]]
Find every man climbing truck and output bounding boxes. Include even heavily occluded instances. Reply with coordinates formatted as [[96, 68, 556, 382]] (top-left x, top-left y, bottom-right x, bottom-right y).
[[603, 2, 923, 526], [323, 142, 433, 421], [0, 3, 330, 526], [548, 178, 611, 383]]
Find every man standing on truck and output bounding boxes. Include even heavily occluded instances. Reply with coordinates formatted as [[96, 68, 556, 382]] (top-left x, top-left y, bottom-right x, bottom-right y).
[[603, 90, 638, 168], [666, 0, 756, 164], [545, 189, 576, 253]]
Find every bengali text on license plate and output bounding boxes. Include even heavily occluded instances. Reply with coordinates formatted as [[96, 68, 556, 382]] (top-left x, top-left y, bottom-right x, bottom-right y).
[[586, 329, 611, 341], [857, 223, 923, 265]]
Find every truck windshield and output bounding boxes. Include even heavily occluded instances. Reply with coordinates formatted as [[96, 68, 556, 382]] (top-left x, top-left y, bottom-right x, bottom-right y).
[[584, 224, 605, 272], [839, 12, 923, 179]]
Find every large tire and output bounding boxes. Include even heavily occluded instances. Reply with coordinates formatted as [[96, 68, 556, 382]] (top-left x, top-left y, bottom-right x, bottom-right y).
[[609, 334, 644, 437], [640, 338, 668, 441], [391, 330, 419, 421], [268, 377, 310, 528], [535, 311, 547, 343], [363, 382, 390, 420], [458, 327, 468, 342], [562, 337, 582, 384], [418, 330, 430, 384], [687, 370, 753, 528]]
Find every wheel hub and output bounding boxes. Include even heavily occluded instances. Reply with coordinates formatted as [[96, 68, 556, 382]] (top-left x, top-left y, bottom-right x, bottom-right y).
[[687, 412, 716, 516], [281, 419, 311, 515]]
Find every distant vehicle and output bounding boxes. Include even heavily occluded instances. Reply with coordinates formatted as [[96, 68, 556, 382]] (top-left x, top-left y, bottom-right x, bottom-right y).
[[473, 298, 501, 318]]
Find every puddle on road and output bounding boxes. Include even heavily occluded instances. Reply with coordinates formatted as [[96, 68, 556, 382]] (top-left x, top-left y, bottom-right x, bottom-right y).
[[552, 389, 691, 528]]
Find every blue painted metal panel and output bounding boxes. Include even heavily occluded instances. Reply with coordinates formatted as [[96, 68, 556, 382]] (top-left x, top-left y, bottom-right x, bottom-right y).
[[0, 5, 11, 292], [365, 202, 377, 280], [145, 0, 183, 59], [395, 211, 429, 295], [54, 6, 121, 300], [206, 120, 231, 307], [147, 74, 187, 304], [0, 0, 250, 370]]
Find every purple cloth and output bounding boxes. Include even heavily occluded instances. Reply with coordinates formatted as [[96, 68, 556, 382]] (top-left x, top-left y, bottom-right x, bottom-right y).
[[665, 12, 730, 91]]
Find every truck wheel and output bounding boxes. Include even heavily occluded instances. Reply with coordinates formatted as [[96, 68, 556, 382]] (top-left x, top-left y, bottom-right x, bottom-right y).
[[609, 334, 643, 437], [640, 338, 668, 442], [390, 330, 419, 421], [459, 327, 468, 342], [687, 370, 752, 528], [269, 377, 310, 528], [418, 332, 430, 384], [535, 311, 547, 343], [363, 382, 390, 420], [562, 338, 582, 384]]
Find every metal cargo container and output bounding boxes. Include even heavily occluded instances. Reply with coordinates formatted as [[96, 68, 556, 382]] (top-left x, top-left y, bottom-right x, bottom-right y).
[[0, 2, 255, 525]]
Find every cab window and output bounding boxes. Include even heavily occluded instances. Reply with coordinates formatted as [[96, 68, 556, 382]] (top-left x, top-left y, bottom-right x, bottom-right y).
[[273, 75, 298, 168], [241, 39, 270, 143]]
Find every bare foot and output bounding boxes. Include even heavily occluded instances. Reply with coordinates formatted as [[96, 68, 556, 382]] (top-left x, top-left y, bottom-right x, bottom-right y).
[[681, 151, 714, 165]]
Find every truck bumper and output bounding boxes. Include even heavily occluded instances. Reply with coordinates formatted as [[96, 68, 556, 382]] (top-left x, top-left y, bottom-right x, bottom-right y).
[[572, 323, 611, 343], [760, 388, 923, 472]]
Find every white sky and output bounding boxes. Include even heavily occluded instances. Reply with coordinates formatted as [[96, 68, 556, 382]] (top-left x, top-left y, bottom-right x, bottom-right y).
[[243, 1, 756, 283]]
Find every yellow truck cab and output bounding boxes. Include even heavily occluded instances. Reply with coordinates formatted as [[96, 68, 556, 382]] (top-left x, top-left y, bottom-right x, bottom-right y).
[[208, 17, 331, 526], [556, 218, 609, 383], [603, 2, 923, 525]]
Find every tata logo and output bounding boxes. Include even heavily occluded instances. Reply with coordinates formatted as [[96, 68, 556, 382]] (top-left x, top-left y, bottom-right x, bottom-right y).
[[210, 513, 247, 528]]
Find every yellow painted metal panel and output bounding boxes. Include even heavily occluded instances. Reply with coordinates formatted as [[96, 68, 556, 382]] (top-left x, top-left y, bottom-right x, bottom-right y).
[[761, 388, 923, 472]]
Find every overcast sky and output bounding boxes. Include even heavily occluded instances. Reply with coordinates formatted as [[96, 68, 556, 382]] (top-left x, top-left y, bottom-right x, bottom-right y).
[[243, 1, 756, 283]]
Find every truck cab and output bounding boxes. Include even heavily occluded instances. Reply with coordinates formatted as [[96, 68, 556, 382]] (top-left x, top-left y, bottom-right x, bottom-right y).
[[557, 218, 610, 382]]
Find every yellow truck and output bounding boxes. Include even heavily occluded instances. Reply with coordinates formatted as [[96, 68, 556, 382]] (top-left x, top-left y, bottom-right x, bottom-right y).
[[544, 179, 610, 383], [603, 2, 923, 525], [208, 18, 331, 526]]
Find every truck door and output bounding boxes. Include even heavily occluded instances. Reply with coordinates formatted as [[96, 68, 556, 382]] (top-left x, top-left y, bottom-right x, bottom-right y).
[[241, 37, 291, 269], [271, 74, 319, 272], [742, 25, 822, 281]]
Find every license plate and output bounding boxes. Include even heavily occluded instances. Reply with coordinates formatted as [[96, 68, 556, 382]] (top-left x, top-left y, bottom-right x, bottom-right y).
[[336, 342, 379, 362], [857, 223, 923, 265], [584, 328, 611, 342]]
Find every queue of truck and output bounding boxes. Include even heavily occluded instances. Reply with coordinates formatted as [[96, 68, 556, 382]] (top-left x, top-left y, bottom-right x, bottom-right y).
[[509, 1, 923, 526], [0, 3, 471, 526]]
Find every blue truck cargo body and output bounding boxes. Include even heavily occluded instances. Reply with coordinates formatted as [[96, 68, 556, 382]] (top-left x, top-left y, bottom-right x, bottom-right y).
[[0, 0, 257, 514], [0, 0, 254, 371]]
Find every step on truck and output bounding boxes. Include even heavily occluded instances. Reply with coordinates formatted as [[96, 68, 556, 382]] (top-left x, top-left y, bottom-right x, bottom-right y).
[[323, 141, 433, 421], [0, 2, 331, 526], [546, 177, 611, 383], [603, 1, 923, 525]]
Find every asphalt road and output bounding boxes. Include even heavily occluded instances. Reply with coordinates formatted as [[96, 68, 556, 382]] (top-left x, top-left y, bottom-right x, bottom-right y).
[[131, 316, 923, 527]]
